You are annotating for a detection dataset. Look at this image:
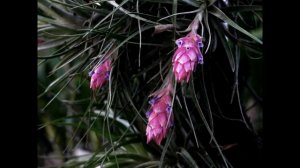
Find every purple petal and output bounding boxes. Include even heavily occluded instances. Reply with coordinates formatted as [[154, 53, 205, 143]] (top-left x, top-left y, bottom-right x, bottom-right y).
[[197, 54, 204, 64], [169, 121, 174, 127], [176, 39, 183, 47], [88, 71, 94, 77], [149, 96, 158, 105], [166, 105, 172, 113], [146, 111, 152, 118], [198, 42, 203, 48], [105, 71, 110, 80]]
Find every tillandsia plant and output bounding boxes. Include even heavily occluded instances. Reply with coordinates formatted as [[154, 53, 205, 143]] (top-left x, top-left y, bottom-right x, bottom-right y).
[[38, 0, 262, 167], [146, 20, 203, 145]]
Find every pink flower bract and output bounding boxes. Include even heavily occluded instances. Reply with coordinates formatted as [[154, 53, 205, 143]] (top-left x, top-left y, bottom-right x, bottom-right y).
[[146, 88, 173, 145], [172, 32, 203, 83], [89, 60, 111, 90]]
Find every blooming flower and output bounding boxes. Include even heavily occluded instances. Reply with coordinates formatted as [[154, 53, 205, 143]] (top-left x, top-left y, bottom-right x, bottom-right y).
[[172, 32, 203, 83], [146, 86, 173, 145], [89, 60, 111, 90]]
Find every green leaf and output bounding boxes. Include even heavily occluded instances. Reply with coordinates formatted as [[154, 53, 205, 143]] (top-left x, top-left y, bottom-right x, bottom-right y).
[[181, 0, 201, 7], [159, 127, 174, 168], [182, 88, 200, 147], [203, 9, 212, 54], [177, 148, 199, 168], [38, 37, 73, 51], [43, 62, 80, 94], [211, 18, 235, 72], [221, 5, 262, 13], [209, 5, 262, 45], [207, 0, 217, 6], [52, 39, 102, 73], [190, 77, 230, 168], [107, 0, 159, 25], [134, 161, 160, 168], [107, 153, 150, 162]]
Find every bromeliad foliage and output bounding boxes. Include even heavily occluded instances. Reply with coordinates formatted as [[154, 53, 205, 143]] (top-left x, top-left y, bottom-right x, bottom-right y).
[[38, 0, 262, 167]]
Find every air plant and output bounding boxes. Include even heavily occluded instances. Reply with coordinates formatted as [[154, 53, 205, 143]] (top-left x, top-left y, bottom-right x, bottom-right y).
[[38, 0, 263, 167]]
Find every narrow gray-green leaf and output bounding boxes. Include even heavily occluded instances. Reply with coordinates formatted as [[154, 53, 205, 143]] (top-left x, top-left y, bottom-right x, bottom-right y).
[[221, 5, 262, 13], [181, 0, 200, 7], [43, 62, 81, 93], [38, 37, 73, 51], [211, 18, 235, 72], [177, 148, 199, 168], [107, 0, 158, 25], [207, 0, 217, 6], [134, 161, 160, 168], [159, 128, 174, 168], [209, 5, 262, 44], [190, 77, 230, 168]]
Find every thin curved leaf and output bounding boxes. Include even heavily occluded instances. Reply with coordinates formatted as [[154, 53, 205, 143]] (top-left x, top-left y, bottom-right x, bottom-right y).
[[159, 127, 174, 168], [221, 5, 262, 13], [177, 148, 199, 168], [209, 5, 262, 45], [211, 18, 235, 72], [38, 37, 73, 51]]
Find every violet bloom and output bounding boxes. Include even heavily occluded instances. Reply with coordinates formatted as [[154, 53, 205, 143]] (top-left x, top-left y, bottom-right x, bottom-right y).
[[90, 60, 111, 90]]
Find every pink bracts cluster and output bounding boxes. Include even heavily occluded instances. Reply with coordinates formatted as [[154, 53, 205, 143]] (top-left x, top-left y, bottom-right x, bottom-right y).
[[146, 85, 174, 145], [172, 32, 204, 83], [89, 60, 111, 90]]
